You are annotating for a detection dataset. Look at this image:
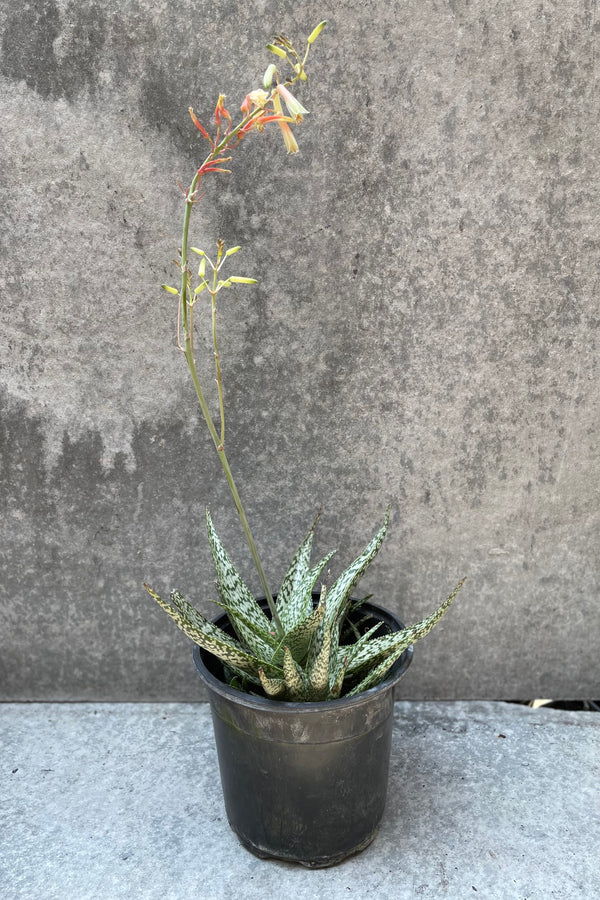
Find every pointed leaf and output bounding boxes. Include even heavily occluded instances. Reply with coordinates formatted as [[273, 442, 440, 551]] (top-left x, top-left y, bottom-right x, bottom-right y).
[[335, 619, 386, 670], [258, 668, 287, 698], [344, 578, 465, 676], [206, 511, 274, 655], [306, 619, 331, 700], [329, 654, 349, 699], [275, 596, 325, 664], [283, 646, 308, 700], [304, 584, 330, 673], [276, 519, 316, 627], [325, 509, 390, 628], [278, 550, 335, 633], [212, 581, 277, 660], [143, 584, 273, 675], [345, 651, 401, 697]]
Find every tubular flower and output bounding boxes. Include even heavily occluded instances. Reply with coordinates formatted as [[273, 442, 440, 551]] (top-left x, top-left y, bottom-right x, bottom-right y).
[[215, 94, 232, 131], [189, 107, 213, 147], [275, 83, 309, 122], [277, 120, 299, 154], [197, 155, 232, 177], [238, 88, 297, 151], [272, 91, 299, 153]]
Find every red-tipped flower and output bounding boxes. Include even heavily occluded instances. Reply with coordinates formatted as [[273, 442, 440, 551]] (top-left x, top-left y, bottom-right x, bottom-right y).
[[198, 155, 232, 177], [189, 107, 213, 147], [214, 94, 232, 132]]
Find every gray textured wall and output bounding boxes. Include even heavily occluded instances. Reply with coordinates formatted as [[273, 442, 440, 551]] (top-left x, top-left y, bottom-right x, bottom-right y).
[[1, 0, 598, 701]]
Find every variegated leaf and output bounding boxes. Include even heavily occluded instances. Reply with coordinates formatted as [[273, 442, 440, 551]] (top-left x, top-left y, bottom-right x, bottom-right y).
[[344, 578, 465, 676], [278, 550, 336, 632], [213, 581, 277, 660], [283, 646, 308, 701], [167, 590, 274, 664], [334, 619, 386, 670], [305, 584, 328, 670], [306, 619, 331, 700], [258, 668, 287, 698], [143, 583, 274, 675], [275, 520, 316, 624], [274, 595, 325, 665], [329, 653, 349, 699], [324, 509, 390, 628], [223, 663, 263, 689], [206, 510, 274, 653], [345, 650, 401, 697]]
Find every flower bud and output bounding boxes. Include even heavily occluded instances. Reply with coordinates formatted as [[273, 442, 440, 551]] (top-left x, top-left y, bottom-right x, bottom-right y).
[[266, 42, 287, 58], [263, 63, 277, 89], [307, 21, 327, 45]]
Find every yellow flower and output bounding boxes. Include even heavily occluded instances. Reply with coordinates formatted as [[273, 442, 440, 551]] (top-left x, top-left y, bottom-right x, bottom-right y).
[[272, 90, 299, 153]]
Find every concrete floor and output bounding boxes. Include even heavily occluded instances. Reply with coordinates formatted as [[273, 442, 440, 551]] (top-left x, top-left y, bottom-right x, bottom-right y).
[[2, 701, 598, 899]]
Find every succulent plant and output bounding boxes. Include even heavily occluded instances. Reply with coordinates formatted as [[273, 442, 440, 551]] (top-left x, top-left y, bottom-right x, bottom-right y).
[[145, 509, 464, 701], [145, 24, 466, 701]]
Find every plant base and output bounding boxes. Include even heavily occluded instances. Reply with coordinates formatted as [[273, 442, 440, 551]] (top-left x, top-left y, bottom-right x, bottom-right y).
[[193, 600, 413, 867]]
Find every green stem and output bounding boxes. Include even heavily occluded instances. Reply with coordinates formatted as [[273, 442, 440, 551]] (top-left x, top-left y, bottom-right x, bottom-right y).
[[180, 166, 283, 637], [211, 248, 225, 448]]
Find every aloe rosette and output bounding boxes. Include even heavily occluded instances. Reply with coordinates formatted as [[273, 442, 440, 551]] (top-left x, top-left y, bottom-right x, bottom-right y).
[[145, 510, 465, 702]]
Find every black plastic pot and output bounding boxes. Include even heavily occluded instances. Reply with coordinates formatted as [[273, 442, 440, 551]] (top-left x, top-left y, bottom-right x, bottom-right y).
[[193, 598, 413, 868]]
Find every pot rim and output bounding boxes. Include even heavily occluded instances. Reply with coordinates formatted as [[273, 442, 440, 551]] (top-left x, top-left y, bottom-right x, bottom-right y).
[[193, 599, 414, 713]]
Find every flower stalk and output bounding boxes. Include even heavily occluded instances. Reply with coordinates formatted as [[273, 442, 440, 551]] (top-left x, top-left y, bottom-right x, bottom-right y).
[[170, 25, 327, 636]]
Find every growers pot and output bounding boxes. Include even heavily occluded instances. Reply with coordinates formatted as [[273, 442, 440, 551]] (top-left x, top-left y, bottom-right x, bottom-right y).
[[193, 597, 413, 868]]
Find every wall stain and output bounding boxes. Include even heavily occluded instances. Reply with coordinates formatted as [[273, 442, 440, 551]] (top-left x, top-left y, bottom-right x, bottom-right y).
[[1, 0, 106, 101], [1, 0, 62, 99]]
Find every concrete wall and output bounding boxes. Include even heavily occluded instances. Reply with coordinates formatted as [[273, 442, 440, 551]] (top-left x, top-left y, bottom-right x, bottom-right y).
[[1, 0, 598, 700]]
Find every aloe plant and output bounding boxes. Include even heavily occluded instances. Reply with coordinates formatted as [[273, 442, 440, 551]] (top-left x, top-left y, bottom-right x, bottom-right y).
[[145, 24, 465, 700], [144, 510, 465, 701]]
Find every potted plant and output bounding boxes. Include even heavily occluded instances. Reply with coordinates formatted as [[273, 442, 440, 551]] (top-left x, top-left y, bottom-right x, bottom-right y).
[[144, 21, 465, 868]]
